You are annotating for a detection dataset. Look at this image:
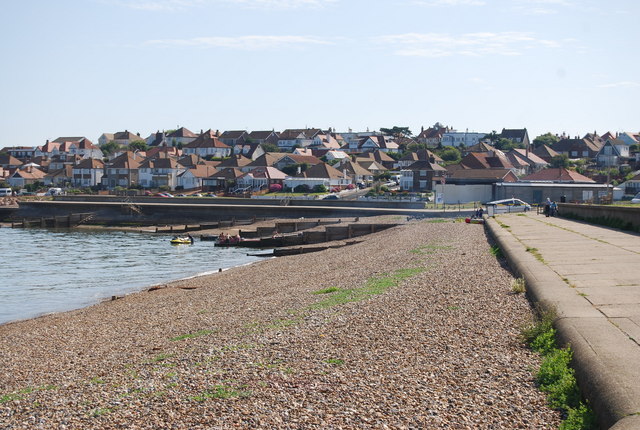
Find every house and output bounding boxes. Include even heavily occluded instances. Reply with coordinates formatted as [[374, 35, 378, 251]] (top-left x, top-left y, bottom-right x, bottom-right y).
[[243, 152, 286, 172], [232, 141, 265, 160], [49, 154, 82, 171], [165, 127, 198, 146], [177, 154, 209, 169], [216, 154, 253, 171], [147, 145, 181, 159], [399, 160, 447, 192], [617, 132, 640, 147], [177, 165, 219, 190], [47, 165, 75, 187], [219, 130, 249, 147], [533, 144, 560, 163], [7, 165, 47, 188], [0, 154, 23, 170], [553, 137, 601, 159], [396, 149, 443, 169], [292, 148, 313, 156], [325, 150, 349, 162], [236, 167, 287, 192], [355, 135, 399, 153], [182, 129, 232, 159], [273, 154, 322, 172], [500, 128, 530, 147], [311, 133, 341, 149], [618, 172, 640, 195], [72, 158, 105, 187], [112, 130, 144, 146], [49, 137, 102, 159], [202, 168, 243, 192], [596, 139, 629, 167], [356, 159, 386, 176], [146, 131, 167, 147], [416, 123, 451, 146], [441, 130, 488, 147], [138, 155, 182, 190], [334, 159, 373, 184], [293, 162, 352, 188], [354, 150, 395, 169], [36, 140, 62, 157], [277, 128, 321, 149], [3, 146, 36, 160], [458, 150, 515, 171], [505, 149, 548, 175], [520, 167, 595, 183], [438, 169, 518, 204], [247, 130, 279, 146], [102, 152, 142, 189]]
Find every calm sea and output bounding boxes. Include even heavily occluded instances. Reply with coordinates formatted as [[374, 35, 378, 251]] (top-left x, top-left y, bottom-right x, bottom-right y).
[[0, 227, 267, 325]]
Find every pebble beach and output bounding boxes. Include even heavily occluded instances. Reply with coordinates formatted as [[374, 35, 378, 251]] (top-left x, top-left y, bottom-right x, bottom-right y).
[[0, 217, 560, 429]]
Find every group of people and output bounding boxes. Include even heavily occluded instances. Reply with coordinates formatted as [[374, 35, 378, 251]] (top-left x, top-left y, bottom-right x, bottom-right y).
[[218, 232, 241, 245], [471, 207, 484, 219], [543, 198, 558, 217]]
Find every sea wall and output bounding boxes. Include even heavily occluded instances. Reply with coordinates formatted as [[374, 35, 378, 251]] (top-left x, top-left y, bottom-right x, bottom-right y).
[[558, 203, 640, 232]]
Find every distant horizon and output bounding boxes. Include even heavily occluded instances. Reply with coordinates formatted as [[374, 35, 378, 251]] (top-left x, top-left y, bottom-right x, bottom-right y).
[[2, 0, 638, 148]]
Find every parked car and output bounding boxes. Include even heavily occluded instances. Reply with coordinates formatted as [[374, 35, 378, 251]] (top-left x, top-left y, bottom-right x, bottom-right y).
[[323, 194, 340, 200], [486, 198, 531, 213], [631, 192, 640, 204], [46, 188, 63, 196], [0, 188, 13, 197]]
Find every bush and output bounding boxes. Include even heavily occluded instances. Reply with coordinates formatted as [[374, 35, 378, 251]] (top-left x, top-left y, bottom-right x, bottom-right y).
[[346, 184, 355, 190], [330, 187, 340, 193], [312, 184, 327, 193], [269, 184, 283, 193], [294, 184, 310, 193]]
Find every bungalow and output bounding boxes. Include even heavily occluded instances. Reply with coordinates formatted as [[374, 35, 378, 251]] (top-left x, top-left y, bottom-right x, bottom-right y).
[[236, 167, 287, 192], [45, 165, 74, 187], [182, 129, 232, 159], [7, 165, 47, 188], [325, 150, 349, 162], [334, 159, 374, 184], [619, 172, 640, 195], [395, 149, 443, 169], [0, 154, 23, 170], [111, 130, 145, 146], [273, 154, 322, 172], [458, 150, 515, 172], [72, 158, 105, 187], [505, 149, 548, 175], [520, 167, 595, 184], [441, 131, 488, 148], [177, 165, 219, 190], [354, 150, 395, 170], [216, 154, 253, 171], [293, 162, 351, 188], [277, 128, 321, 149], [203, 167, 243, 192], [233, 141, 265, 160], [532, 144, 560, 163], [311, 133, 341, 149]]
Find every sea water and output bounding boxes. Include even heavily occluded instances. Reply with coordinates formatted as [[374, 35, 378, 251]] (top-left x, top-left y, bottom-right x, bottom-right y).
[[0, 227, 266, 325]]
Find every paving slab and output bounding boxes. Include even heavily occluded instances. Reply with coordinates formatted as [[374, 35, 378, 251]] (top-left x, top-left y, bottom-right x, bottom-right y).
[[486, 213, 640, 430]]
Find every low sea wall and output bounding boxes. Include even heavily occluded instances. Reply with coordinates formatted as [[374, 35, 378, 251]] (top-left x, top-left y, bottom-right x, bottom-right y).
[[558, 203, 640, 232]]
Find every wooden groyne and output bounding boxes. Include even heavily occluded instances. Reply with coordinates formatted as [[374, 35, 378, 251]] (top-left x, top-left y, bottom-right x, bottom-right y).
[[154, 217, 271, 234], [12, 213, 95, 228]]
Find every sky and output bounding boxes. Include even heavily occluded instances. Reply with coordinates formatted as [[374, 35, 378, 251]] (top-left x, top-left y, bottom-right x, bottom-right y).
[[1, 0, 638, 148]]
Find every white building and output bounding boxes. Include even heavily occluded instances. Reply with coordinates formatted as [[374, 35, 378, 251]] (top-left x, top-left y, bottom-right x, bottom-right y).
[[441, 131, 488, 147]]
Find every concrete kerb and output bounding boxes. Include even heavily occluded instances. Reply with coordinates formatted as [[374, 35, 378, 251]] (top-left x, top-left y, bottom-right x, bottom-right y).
[[485, 217, 640, 430]]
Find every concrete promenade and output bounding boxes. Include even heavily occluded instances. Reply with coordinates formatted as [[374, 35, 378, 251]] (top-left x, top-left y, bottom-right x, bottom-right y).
[[486, 212, 640, 430]]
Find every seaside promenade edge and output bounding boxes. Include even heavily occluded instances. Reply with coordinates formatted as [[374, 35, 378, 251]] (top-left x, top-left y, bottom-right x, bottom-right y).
[[485, 212, 640, 430]]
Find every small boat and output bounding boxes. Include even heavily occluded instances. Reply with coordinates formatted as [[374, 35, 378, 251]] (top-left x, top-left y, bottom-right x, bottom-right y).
[[170, 237, 194, 245], [465, 217, 485, 225]]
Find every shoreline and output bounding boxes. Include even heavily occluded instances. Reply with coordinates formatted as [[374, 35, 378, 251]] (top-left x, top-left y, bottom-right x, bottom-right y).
[[0, 218, 560, 428]]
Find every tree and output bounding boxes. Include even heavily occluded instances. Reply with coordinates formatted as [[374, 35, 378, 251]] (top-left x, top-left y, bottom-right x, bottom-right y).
[[438, 146, 461, 164], [484, 130, 499, 145], [549, 154, 570, 168], [494, 138, 525, 151], [261, 143, 280, 153], [100, 141, 122, 156], [129, 140, 148, 152], [533, 132, 560, 148], [380, 126, 412, 138], [281, 163, 309, 176]]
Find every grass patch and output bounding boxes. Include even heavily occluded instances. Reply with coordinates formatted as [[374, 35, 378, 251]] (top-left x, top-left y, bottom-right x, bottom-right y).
[[521, 307, 597, 429], [89, 377, 105, 384], [190, 385, 251, 402], [311, 267, 425, 310], [152, 353, 173, 363], [512, 277, 526, 294], [313, 286, 339, 295], [90, 407, 112, 417], [0, 393, 23, 403], [324, 358, 344, 365], [526, 247, 545, 263], [496, 220, 510, 229], [170, 329, 213, 341], [410, 243, 452, 255], [425, 218, 448, 223], [489, 245, 504, 259]]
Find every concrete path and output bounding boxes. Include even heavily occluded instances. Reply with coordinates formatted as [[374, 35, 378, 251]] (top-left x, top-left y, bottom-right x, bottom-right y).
[[485, 213, 640, 430]]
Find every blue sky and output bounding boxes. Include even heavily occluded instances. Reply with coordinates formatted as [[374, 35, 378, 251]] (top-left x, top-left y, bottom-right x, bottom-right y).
[[1, 0, 638, 147]]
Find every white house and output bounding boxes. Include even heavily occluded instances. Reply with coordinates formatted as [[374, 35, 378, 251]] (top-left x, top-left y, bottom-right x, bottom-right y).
[[596, 139, 629, 167], [72, 158, 105, 187], [442, 130, 488, 147], [138, 156, 182, 190], [183, 130, 232, 158]]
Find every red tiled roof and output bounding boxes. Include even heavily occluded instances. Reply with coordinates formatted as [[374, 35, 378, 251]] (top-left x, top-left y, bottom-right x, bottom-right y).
[[520, 167, 595, 183]]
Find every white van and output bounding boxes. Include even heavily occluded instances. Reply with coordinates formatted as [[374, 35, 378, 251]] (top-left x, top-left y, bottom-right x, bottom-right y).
[[47, 188, 63, 196], [0, 188, 12, 197]]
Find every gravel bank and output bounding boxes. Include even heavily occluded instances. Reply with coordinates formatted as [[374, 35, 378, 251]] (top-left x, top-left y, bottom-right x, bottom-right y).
[[0, 217, 560, 429]]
